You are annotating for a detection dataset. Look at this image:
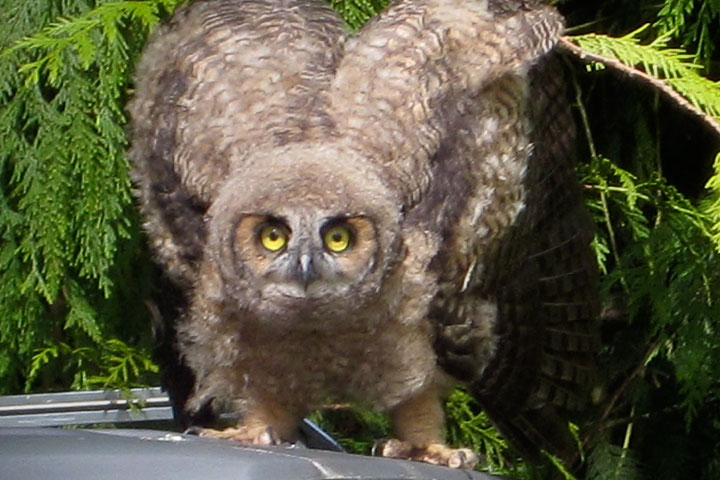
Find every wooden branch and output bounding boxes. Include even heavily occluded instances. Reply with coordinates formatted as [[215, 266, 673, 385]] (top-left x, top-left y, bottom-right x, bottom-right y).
[[558, 36, 720, 139]]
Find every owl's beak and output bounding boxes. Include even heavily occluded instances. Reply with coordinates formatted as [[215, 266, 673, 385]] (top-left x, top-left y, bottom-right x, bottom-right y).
[[298, 253, 317, 290]]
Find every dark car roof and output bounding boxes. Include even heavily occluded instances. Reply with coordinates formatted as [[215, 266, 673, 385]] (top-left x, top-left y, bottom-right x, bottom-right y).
[[0, 427, 497, 480]]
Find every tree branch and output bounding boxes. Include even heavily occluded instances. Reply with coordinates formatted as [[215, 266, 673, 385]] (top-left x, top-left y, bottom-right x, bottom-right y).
[[558, 36, 720, 139]]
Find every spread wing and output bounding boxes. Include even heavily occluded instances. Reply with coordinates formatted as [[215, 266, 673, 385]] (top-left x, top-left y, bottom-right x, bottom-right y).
[[434, 53, 599, 466], [328, 0, 563, 212], [326, 0, 597, 464]]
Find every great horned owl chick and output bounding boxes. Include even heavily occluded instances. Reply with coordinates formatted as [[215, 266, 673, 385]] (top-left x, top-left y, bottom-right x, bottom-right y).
[[128, 0, 598, 469]]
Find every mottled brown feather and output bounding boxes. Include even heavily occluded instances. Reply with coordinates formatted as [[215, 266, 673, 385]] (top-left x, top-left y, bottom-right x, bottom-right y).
[[128, 0, 598, 470]]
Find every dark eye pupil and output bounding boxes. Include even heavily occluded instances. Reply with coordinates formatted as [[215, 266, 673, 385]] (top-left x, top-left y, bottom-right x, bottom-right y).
[[332, 232, 343, 242], [268, 230, 279, 241]]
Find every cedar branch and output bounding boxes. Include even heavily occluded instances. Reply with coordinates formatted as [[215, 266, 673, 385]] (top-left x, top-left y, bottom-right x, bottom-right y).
[[558, 36, 720, 139]]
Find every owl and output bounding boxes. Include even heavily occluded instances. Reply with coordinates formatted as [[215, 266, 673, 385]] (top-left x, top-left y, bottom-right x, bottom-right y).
[[128, 0, 598, 470]]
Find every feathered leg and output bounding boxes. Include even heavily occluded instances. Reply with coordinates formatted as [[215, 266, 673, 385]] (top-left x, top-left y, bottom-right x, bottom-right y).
[[377, 383, 479, 469]]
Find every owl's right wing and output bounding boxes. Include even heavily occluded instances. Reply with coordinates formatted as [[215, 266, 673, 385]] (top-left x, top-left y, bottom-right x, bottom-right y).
[[128, 0, 346, 286], [128, 0, 347, 425]]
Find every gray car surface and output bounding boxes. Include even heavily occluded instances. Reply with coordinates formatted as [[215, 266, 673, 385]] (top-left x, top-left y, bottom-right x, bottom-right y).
[[0, 427, 499, 480]]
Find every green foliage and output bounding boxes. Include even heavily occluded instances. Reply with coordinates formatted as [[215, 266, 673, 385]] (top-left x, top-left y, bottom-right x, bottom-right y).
[[586, 436, 641, 480], [563, 4, 720, 478], [1, 0, 720, 479], [654, 0, 720, 68], [329, 0, 387, 30], [26, 338, 158, 390], [0, 0, 181, 393], [308, 406, 391, 454], [570, 25, 720, 121], [579, 147, 720, 420], [705, 152, 720, 249], [445, 389, 514, 474]]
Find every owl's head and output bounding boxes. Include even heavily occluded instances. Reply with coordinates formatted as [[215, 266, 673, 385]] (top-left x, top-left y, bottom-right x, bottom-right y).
[[206, 144, 404, 325]]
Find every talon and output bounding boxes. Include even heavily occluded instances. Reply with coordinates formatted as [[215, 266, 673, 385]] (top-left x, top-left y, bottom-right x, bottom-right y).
[[376, 438, 413, 459], [183, 426, 204, 436], [376, 439, 479, 469], [186, 425, 281, 445], [184, 426, 221, 438], [371, 439, 387, 457], [424, 444, 479, 469], [447, 448, 478, 469], [448, 450, 466, 469], [255, 426, 278, 445]]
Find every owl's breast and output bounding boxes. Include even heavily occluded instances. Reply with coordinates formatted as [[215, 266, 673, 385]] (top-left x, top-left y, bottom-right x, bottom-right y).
[[231, 309, 438, 411]]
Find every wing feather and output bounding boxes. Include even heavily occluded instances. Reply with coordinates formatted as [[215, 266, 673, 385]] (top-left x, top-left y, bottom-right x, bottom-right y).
[[434, 53, 599, 466]]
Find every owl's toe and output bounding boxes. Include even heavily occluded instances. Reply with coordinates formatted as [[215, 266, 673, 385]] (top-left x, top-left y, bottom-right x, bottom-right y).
[[186, 425, 279, 445], [373, 438, 413, 458], [425, 444, 479, 469], [375, 439, 479, 469]]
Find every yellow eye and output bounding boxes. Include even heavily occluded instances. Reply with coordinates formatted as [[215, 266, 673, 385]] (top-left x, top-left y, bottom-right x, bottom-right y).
[[323, 225, 352, 253], [259, 224, 288, 252]]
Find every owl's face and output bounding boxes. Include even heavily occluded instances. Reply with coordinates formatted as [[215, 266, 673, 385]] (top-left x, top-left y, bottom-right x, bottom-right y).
[[232, 208, 378, 304], [207, 145, 404, 324]]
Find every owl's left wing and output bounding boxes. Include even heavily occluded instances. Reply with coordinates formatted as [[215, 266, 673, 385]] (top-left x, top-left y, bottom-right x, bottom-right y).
[[328, 0, 563, 210], [328, 0, 597, 466], [433, 53, 599, 466]]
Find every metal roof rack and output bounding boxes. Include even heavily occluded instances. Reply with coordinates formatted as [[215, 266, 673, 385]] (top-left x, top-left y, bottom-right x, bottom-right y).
[[0, 387, 173, 427], [0, 387, 344, 451]]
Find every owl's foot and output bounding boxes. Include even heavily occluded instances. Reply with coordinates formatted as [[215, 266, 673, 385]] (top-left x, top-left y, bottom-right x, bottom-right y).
[[375, 438, 479, 469], [380, 383, 479, 469], [186, 395, 301, 446], [186, 425, 280, 445]]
